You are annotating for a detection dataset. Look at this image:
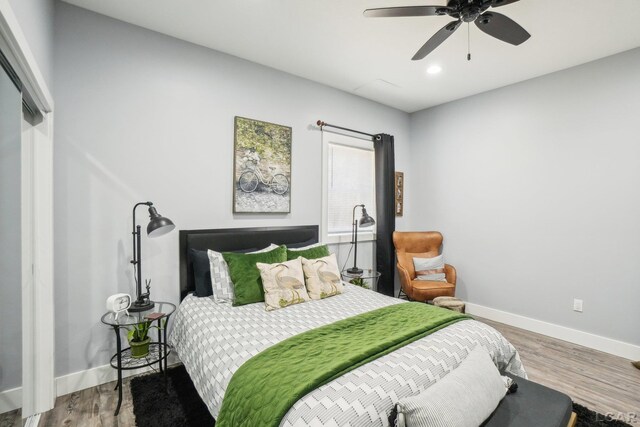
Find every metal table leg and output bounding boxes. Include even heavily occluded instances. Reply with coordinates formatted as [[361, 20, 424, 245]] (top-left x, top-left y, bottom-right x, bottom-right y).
[[157, 318, 163, 373], [163, 317, 169, 372], [113, 326, 123, 416]]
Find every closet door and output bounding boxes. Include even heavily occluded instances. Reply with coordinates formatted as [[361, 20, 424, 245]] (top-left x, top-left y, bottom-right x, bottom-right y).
[[0, 62, 23, 409]]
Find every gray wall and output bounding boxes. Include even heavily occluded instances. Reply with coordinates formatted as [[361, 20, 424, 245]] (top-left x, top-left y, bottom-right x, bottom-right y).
[[409, 48, 640, 346], [53, 3, 411, 377], [0, 63, 23, 393], [52, 1, 639, 382], [8, 0, 54, 90]]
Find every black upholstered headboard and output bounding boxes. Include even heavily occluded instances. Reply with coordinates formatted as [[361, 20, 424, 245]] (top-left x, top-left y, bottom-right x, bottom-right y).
[[179, 225, 319, 300]]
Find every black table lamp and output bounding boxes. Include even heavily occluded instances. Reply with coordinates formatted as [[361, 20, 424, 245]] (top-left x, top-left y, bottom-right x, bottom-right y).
[[130, 201, 175, 312], [347, 204, 376, 275]]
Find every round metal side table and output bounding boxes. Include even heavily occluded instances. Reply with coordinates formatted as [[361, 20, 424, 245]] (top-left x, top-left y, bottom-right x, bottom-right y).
[[101, 301, 175, 415], [341, 269, 381, 292]]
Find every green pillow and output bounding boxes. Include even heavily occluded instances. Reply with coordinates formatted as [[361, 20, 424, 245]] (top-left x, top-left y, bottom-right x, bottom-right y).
[[223, 245, 287, 306], [286, 244, 330, 261]]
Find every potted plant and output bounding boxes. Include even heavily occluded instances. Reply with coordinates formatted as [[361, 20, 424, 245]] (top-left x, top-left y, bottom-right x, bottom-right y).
[[127, 319, 164, 359], [349, 277, 370, 289]]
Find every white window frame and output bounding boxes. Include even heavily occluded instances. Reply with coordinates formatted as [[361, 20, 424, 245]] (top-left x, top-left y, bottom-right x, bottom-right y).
[[321, 131, 376, 244]]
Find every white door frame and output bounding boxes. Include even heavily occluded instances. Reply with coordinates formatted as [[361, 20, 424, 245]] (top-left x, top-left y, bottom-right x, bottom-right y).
[[0, 0, 55, 417]]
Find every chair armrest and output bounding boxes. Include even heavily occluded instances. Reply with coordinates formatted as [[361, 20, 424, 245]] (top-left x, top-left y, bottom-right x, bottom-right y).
[[397, 263, 413, 293], [444, 264, 457, 286]]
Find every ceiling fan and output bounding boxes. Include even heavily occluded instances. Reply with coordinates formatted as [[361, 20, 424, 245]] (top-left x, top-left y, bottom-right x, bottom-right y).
[[364, 0, 530, 60]]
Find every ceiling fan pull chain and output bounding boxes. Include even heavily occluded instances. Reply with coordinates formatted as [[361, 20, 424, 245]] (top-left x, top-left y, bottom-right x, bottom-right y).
[[467, 23, 472, 61]]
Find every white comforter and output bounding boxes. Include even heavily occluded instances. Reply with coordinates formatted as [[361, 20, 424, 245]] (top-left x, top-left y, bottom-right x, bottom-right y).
[[169, 284, 526, 426]]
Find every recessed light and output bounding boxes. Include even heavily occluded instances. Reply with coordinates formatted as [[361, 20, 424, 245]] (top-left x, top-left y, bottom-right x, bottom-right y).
[[426, 65, 442, 75]]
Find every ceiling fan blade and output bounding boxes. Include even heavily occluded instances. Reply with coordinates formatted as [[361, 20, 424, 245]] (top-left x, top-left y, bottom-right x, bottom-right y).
[[491, 0, 521, 7], [412, 20, 462, 60], [364, 6, 452, 18], [475, 12, 530, 45]]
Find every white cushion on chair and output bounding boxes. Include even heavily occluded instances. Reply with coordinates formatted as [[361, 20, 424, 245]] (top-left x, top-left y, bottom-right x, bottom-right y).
[[413, 255, 447, 281]]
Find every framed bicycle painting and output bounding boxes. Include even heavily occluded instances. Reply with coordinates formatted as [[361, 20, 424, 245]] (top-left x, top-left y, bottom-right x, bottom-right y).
[[233, 116, 292, 213]]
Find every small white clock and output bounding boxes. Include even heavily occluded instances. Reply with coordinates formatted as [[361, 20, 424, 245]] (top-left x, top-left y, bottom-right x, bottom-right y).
[[106, 293, 131, 321]]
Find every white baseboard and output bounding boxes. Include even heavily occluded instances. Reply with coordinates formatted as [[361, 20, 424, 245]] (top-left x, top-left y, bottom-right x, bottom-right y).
[[1, 355, 181, 415], [466, 302, 640, 361], [55, 362, 158, 397], [0, 386, 22, 414], [56, 353, 181, 397]]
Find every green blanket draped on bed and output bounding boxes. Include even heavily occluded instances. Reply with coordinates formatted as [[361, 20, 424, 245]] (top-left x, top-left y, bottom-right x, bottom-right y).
[[216, 301, 470, 427]]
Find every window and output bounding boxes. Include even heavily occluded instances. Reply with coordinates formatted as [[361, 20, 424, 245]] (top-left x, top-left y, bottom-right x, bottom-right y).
[[322, 132, 376, 242]]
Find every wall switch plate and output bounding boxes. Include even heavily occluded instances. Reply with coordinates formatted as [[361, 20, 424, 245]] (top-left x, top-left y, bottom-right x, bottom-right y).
[[573, 298, 583, 312]]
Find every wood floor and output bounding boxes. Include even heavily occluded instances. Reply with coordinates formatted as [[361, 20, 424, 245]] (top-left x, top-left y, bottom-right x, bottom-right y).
[[0, 378, 136, 427], [2, 317, 639, 426], [480, 318, 640, 416]]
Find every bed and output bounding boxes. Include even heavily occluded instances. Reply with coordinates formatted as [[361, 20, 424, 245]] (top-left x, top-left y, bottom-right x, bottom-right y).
[[169, 225, 573, 426]]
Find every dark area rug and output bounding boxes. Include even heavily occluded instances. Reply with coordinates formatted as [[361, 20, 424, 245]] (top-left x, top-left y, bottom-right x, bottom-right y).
[[130, 365, 215, 426], [573, 403, 634, 427], [131, 365, 633, 427]]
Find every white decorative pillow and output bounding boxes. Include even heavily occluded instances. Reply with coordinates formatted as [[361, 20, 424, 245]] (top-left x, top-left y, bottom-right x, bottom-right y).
[[252, 243, 280, 254], [208, 244, 280, 303], [208, 250, 234, 303], [301, 254, 344, 300], [256, 258, 310, 311], [413, 254, 447, 281], [287, 242, 325, 251], [396, 346, 507, 427]]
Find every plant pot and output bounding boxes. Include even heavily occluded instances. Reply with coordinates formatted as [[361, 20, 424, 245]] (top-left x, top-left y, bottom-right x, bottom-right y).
[[129, 337, 151, 359]]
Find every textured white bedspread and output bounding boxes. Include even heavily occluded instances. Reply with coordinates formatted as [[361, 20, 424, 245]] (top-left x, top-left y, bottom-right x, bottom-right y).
[[169, 284, 526, 426]]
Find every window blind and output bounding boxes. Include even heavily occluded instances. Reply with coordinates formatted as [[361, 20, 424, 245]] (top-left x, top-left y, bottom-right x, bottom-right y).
[[327, 142, 376, 234]]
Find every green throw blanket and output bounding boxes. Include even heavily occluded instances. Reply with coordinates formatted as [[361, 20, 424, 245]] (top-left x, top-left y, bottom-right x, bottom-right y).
[[216, 302, 470, 427]]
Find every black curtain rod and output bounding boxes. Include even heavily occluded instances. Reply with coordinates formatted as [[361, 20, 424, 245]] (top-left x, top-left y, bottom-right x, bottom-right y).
[[317, 120, 381, 140]]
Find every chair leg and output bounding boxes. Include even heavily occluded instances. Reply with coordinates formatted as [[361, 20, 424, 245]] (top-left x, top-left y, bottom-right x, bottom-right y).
[[397, 287, 409, 300]]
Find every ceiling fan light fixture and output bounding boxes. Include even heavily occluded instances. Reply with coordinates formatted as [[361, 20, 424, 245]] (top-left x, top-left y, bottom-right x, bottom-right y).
[[479, 13, 492, 25], [363, 0, 529, 60], [426, 65, 442, 75]]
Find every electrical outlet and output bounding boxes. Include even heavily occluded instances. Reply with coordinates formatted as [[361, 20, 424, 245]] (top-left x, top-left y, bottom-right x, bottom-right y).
[[573, 299, 583, 313]]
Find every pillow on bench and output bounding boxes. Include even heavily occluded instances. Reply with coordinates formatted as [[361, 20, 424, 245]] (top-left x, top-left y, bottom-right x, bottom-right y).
[[396, 346, 507, 427]]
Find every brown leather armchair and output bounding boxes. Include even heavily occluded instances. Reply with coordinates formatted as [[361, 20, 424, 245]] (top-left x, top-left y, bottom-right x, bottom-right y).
[[392, 231, 456, 302]]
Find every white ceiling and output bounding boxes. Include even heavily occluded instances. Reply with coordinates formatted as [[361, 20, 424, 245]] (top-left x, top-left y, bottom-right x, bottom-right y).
[[61, 0, 640, 113]]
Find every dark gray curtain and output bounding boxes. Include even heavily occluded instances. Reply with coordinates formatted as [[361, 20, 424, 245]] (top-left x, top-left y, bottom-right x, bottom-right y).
[[374, 134, 395, 296]]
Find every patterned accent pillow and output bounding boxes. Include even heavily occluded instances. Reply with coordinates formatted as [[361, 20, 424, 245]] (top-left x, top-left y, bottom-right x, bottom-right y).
[[207, 244, 279, 303], [207, 250, 234, 303], [413, 254, 447, 281], [301, 254, 344, 300], [256, 258, 310, 311]]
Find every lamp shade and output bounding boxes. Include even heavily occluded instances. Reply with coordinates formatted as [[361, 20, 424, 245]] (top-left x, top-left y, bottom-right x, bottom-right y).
[[358, 207, 376, 227], [147, 206, 175, 238]]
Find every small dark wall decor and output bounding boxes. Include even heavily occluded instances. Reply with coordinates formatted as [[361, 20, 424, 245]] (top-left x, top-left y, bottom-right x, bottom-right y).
[[233, 116, 292, 213], [395, 171, 404, 217]]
